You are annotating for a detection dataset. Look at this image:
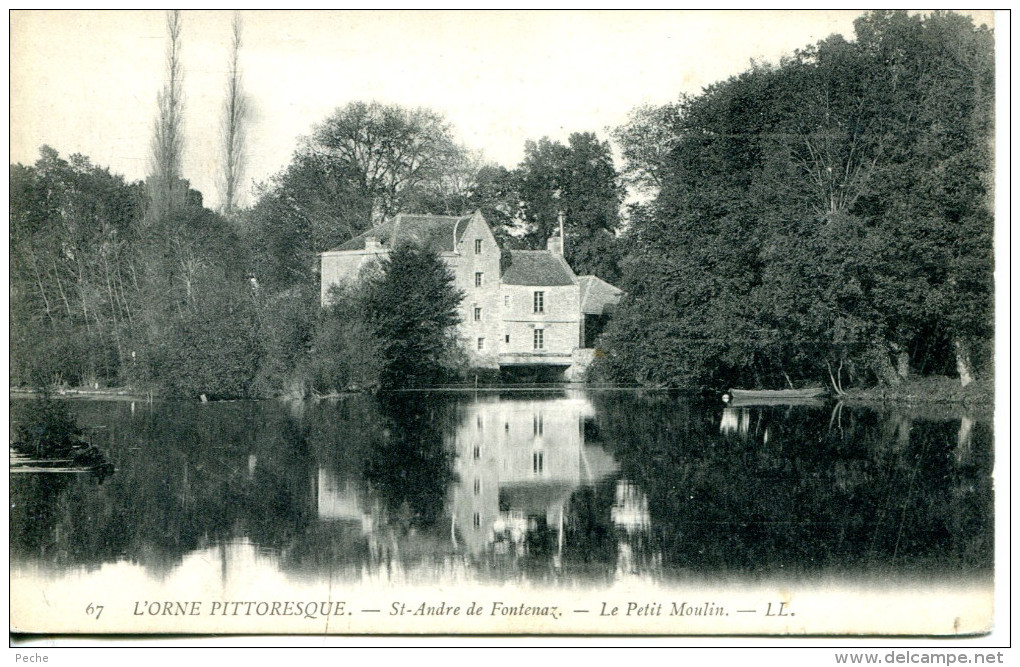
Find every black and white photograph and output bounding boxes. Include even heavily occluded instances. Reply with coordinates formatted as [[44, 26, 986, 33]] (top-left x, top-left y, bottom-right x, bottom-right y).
[[9, 9, 1004, 650]]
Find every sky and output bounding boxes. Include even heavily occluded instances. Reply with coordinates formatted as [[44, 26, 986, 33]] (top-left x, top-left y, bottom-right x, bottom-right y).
[[9, 10, 994, 211]]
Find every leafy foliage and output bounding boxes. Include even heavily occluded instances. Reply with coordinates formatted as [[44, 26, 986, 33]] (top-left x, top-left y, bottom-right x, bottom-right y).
[[306, 284, 384, 394], [251, 284, 318, 397], [305, 101, 466, 223], [145, 282, 260, 399], [241, 102, 473, 293], [305, 244, 464, 392], [513, 133, 624, 282], [12, 397, 86, 459], [598, 11, 994, 389], [364, 244, 465, 389], [10, 148, 145, 387], [11, 147, 264, 398]]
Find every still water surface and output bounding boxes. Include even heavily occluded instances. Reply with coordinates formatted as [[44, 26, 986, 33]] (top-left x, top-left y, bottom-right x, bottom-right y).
[[10, 389, 993, 587]]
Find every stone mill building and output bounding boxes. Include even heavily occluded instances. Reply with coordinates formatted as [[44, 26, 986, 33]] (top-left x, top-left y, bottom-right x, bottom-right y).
[[319, 211, 622, 379]]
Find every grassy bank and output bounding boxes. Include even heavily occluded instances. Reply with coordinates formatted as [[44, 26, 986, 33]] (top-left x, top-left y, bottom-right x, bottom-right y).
[[10, 387, 153, 401], [12, 375, 994, 407], [840, 376, 993, 407]]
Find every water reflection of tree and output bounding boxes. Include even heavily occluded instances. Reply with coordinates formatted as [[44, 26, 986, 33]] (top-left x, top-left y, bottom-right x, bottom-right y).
[[362, 393, 458, 533], [10, 401, 315, 573], [588, 392, 992, 575], [559, 479, 619, 581], [10, 395, 463, 577], [282, 394, 462, 577], [280, 397, 386, 574], [10, 394, 992, 581], [10, 474, 76, 558]]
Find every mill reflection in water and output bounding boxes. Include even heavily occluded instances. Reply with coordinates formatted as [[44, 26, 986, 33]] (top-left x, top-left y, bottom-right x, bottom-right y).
[[450, 395, 617, 558], [311, 393, 622, 571], [9, 390, 993, 588]]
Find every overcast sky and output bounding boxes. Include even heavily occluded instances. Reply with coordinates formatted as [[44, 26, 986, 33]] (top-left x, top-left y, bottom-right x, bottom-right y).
[[9, 10, 994, 211]]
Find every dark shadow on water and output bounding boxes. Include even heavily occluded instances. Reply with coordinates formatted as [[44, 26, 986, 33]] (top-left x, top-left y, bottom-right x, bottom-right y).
[[362, 393, 459, 533], [9, 391, 993, 585]]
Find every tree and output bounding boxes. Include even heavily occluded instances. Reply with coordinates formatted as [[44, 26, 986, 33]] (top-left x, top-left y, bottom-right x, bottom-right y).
[[146, 279, 259, 399], [400, 148, 491, 216], [464, 163, 520, 236], [10, 147, 145, 387], [853, 10, 995, 386], [305, 101, 467, 223], [611, 101, 683, 201], [242, 152, 372, 293], [149, 10, 185, 220], [514, 132, 624, 281], [364, 244, 464, 389], [306, 283, 383, 394], [219, 11, 249, 216], [130, 190, 257, 397], [303, 244, 464, 392], [244, 102, 473, 292], [598, 10, 993, 390]]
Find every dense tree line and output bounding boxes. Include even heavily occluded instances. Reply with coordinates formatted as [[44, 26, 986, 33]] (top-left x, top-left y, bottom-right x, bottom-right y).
[[11, 148, 144, 387], [9, 147, 257, 397], [9, 11, 992, 396], [596, 11, 994, 390], [8, 144, 466, 397]]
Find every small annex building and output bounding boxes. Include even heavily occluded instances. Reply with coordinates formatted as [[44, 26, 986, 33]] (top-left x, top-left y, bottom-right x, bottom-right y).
[[319, 211, 623, 378]]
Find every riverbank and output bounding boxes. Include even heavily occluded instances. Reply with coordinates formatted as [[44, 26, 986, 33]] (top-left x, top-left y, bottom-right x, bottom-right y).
[[12, 376, 994, 407], [839, 376, 993, 408], [9, 387, 151, 401]]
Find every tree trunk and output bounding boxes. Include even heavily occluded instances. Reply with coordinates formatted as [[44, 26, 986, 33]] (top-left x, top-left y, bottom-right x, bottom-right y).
[[29, 251, 55, 324], [956, 415, 974, 464], [872, 342, 902, 386], [954, 339, 974, 387], [892, 343, 910, 381], [51, 258, 74, 319]]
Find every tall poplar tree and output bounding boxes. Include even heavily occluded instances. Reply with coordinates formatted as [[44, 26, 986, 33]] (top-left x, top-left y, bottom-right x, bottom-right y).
[[220, 12, 249, 216], [149, 10, 185, 220]]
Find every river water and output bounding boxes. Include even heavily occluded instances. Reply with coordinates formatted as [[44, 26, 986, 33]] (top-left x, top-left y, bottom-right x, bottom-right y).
[[9, 390, 994, 635]]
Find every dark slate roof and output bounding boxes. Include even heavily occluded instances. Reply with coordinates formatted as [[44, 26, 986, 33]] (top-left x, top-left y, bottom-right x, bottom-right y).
[[329, 213, 473, 252], [578, 275, 624, 315], [500, 250, 577, 286]]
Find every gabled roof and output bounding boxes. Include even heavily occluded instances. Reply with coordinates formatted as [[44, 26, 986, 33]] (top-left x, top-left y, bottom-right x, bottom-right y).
[[578, 275, 624, 315], [500, 250, 577, 286], [329, 213, 474, 252]]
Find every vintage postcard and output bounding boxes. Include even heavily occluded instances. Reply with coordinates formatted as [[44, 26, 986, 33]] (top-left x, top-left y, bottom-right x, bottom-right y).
[[9, 10, 1001, 642]]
